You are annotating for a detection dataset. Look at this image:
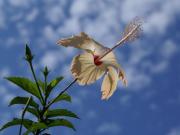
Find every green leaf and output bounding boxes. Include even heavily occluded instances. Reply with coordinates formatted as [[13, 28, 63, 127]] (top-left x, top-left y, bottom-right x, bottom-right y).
[[6, 77, 42, 100], [0, 118, 33, 131], [24, 119, 76, 134], [24, 123, 47, 135], [53, 93, 71, 103], [26, 107, 39, 118], [46, 77, 64, 96], [47, 119, 76, 131], [38, 80, 45, 93], [9, 96, 39, 109], [46, 109, 79, 119]]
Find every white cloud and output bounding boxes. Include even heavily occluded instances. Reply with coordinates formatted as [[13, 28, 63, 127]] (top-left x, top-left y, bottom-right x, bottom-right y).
[[71, 96, 83, 109], [149, 61, 168, 74], [160, 40, 178, 59], [86, 110, 97, 119], [5, 37, 17, 47], [60, 64, 71, 79], [70, 0, 89, 17], [0, 0, 4, 6], [58, 17, 81, 35], [26, 8, 39, 22], [0, 85, 15, 105], [0, 12, 5, 29], [0, 112, 11, 126], [145, 0, 180, 34], [43, 25, 59, 42], [125, 67, 151, 90], [149, 103, 159, 111], [121, 0, 180, 35], [145, 40, 178, 74], [118, 38, 179, 91], [119, 94, 131, 106], [16, 23, 31, 43], [40, 47, 76, 70], [0, 1, 5, 29], [45, 5, 65, 24], [97, 122, 121, 134], [167, 127, 180, 135], [40, 51, 60, 69], [3, 93, 14, 104], [0, 68, 10, 77], [8, 0, 34, 7]]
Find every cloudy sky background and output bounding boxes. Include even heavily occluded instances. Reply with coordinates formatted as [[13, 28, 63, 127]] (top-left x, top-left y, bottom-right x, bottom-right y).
[[0, 0, 180, 135]]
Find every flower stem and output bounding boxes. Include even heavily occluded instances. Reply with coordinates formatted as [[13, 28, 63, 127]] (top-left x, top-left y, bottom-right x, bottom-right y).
[[44, 75, 48, 105], [47, 78, 77, 109], [19, 96, 32, 135], [29, 61, 45, 104], [42, 78, 77, 115]]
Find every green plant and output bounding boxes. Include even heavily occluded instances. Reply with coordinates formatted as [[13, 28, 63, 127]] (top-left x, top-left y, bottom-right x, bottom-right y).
[[0, 45, 79, 135]]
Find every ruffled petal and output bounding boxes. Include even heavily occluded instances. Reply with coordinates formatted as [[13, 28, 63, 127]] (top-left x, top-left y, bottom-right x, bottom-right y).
[[101, 51, 119, 70], [118, 67, 128, 86], [101, 66, 119, 100], [71, 52, 105, 85], [101, 51, 127, 87], [57, 32, 106, 54]]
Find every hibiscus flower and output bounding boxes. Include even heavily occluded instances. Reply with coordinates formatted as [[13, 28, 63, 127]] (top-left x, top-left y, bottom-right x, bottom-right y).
[[57, 18, 142, 100]]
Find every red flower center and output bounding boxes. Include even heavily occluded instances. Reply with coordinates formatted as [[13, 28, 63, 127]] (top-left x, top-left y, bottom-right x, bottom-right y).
[[94, 55, 103, 66]]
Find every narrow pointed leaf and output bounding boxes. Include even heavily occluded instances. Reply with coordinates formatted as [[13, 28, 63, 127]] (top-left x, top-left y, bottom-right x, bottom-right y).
[[53, 93, 71, 103], [26, 108, 39, 118], [38, 80, 45, 93], [0, 118, 33, 131], [24, 119, 76, 134], [46, 77, 64, 96], [46, 109, 79, 119], [48, 119, 76, 131], [5, 77, 42, 100], [24, 123, 47, 135], [9, 96, 39, 109]]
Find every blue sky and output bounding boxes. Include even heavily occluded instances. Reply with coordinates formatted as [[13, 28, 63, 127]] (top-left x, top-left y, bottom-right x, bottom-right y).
[[0, 0, 180, 135]]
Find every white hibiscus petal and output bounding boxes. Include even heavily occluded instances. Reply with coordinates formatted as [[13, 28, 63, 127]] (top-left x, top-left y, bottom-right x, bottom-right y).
[[118, 68, 128, 86], [57, 32, 106, 53], [101, 51, 127, 86], [71, 52, 105, 85], [101, 66, 119, 100]]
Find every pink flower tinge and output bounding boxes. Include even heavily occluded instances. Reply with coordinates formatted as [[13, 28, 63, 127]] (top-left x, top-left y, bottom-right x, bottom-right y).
[[57, 32, 127, 100]]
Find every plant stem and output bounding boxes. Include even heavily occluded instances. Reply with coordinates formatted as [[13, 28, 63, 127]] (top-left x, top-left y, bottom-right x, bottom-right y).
[[29, 61, 45, 104], [19, 96, 32, 135], [48, 78, 77, 108], [44, 75, 48, 105], [33, 78, 77, 135], [41, 78, 77, 115], [35, 129, 40, 135]]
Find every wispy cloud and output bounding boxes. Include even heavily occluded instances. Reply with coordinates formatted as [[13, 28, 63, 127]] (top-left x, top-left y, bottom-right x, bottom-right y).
[[0, 1, 5, 29], [167, 127, 180, 135], [26, 8, 39, 22], [8, 0, 34, 7], [86, 110, 97, 119], [97, 122, 121, 134], [0, 85, 14, 105]]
